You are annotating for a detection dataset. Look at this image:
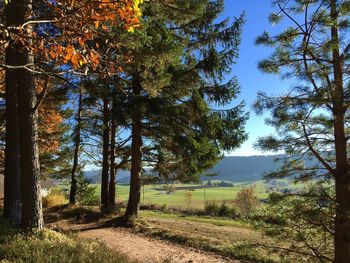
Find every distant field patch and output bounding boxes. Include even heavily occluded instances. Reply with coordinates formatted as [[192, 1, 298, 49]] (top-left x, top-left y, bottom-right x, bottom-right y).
[[60, 180, 272, 209]]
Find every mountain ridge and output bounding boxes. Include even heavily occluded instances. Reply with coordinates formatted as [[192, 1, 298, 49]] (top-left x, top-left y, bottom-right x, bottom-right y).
[[83, 154, 285, 184]]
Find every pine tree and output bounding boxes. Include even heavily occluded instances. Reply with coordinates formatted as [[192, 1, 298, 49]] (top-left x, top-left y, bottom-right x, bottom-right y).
[[4, 0, 43, 230], [69, 86, 83, 204], [2, 0, 147, 230], [121, 0, 247, 221], [3, 11, 21, 224], [255, 1, 350, 261]]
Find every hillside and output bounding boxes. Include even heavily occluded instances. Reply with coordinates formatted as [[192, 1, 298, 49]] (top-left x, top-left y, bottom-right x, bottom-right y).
[[84, 154, 285, 183], [84, 170, 131, 184], [203, 155, 285, 182]]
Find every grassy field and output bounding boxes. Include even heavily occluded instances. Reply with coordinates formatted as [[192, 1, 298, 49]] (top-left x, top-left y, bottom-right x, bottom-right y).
[[137, 182, 268, 209], [59, 179, 304, 209], [136, 210, 281, 262], [60, 180, 268, 209]]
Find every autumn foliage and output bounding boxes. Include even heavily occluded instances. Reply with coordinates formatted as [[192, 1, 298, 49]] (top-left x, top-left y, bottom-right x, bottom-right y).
[[44, 0, 146, 68], [35, 78, 63, 154], [5, 0, 146, 69]]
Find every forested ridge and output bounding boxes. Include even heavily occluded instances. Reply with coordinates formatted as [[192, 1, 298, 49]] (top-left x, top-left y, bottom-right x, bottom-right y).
[[0, 0, 350, 263]]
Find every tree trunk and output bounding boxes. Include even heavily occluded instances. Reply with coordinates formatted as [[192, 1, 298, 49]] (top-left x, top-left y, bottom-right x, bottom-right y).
[[108, 113, 116, 210], [124, 83, 142, 220], [69, 87, 82, 204], [101, 96, 110, 213], [15, 0, 43, 230], [330, 1, 350, 262], [3, 22, 21, 224]]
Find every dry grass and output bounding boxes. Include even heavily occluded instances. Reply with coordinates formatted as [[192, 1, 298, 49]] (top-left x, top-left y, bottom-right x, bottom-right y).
[[0, 216, 134, 263], [135, 211, 280, 263], [42, 189, 68, 208]]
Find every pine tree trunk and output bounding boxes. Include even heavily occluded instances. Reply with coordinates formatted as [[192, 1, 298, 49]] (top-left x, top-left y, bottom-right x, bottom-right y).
[[16, 0, 43, 230], [330, 1, 350, 261], [101, 97, 110, 213], [124, 83, 142, 220], [69, 87, 82, 204], [3, 27, 21, 224], [108, 115, 116, 210]]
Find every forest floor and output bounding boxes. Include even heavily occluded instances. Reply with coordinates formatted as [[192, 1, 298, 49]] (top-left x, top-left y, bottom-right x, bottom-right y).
[[47, 220, 240, 262], [75, 225, 238, 263], [45, 207, 273, 263]]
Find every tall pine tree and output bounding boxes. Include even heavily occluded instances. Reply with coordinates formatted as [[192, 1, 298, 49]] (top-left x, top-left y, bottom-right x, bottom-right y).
[[120, 0, 247, 221], [255, 0, 350, 261]]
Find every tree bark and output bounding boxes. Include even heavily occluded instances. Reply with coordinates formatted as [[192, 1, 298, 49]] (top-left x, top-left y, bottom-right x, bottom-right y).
[[15, 0, 43, 230], [69, 87, 82, 204], [124, 82, 142, 220], [108, 113, 116, 210], [101, 96, 110, 213], [330, 1, 350, 262], [3, 17, 21, 224]]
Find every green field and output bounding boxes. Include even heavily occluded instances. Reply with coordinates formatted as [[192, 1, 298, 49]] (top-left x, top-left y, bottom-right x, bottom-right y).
[[136, 181, 269, 209], [60, 180, 270, 209], [59, 179, 304, 209]]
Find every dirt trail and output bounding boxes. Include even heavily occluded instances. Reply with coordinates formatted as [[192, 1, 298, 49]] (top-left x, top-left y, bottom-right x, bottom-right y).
[[80, 227, 240, 263], [51, 220, 242, 263]]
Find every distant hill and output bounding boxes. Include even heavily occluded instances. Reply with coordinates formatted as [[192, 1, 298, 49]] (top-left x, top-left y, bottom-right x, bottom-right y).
[[202, 155, 285, 182], [83, 170, 130, 184], [83, 155, 286, 184]]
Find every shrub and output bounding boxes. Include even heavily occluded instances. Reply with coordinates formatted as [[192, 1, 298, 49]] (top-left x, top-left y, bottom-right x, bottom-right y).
[[0, 229, 132, 263], [163, 184, 176, 194], [139, 203, 168, 212], [184, 190, 193, 210], [218, 203, 238, 218], [0, 218, 18, 243], [160, 204, 167, 211], [235, 186, 259, 217], [76, 173, 99, 206], [204, 201, 219, 216], [42, 189, 67, 208]]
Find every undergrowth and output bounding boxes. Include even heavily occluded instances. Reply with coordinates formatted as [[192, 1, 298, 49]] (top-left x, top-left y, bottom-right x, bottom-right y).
[[0, 217, 132, 263], [134, 217, 279, 263]]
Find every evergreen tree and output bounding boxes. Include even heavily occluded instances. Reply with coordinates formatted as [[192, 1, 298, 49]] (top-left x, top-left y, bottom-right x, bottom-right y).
[[255, 1, 350, 261], [38, 77, 72, 180], [76, 172, 98, 206], [69, 86, 83, 204], [4, 0, 43, 230], [120, 0, 247, 220]]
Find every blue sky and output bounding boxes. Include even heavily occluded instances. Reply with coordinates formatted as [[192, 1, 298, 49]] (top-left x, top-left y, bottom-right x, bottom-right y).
[[223, 0, 291, 156], [84, 1, 290, 171]]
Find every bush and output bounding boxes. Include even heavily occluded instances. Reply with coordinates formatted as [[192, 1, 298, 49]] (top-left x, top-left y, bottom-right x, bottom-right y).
[[0, 218, 18, 243], [218, 203, 238, 218], [139, 203, 168, 212], [235, 186, 259, 217], [163, 184, 176, 194], [250, 207, 288, 226], [42, 189, 67, 208], [204, 201, 219, 216], [76, 173, 99, 206], [0, 229, 132, 263]]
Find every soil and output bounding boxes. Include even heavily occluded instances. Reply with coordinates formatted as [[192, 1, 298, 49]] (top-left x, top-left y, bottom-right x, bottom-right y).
[[48, 219, 243, 263]]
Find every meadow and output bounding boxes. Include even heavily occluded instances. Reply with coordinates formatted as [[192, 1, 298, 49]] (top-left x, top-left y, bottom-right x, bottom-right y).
[[60, 180, 281, 209]]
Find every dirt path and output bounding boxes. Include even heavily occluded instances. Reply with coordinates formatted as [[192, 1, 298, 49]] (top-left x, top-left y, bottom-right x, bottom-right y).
[[80, 227, 240, 263], [51, 220, 241, 263]]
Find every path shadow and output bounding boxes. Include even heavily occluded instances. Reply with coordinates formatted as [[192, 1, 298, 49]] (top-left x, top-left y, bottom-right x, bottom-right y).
[[44, 205, 133, 233]]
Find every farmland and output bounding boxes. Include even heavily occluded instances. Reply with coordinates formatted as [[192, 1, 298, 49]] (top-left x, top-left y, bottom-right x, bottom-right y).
[[59, 179, 304, 210]]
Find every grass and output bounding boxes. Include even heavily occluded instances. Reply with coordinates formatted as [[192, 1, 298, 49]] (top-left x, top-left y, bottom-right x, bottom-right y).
[[44, 205, 285, 262], [43, 204, 291, 263], [59, 180, 272, 209], [135, 210, 281, 263], [141, 210, 251, 228], [0, 217, 133, 263]]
